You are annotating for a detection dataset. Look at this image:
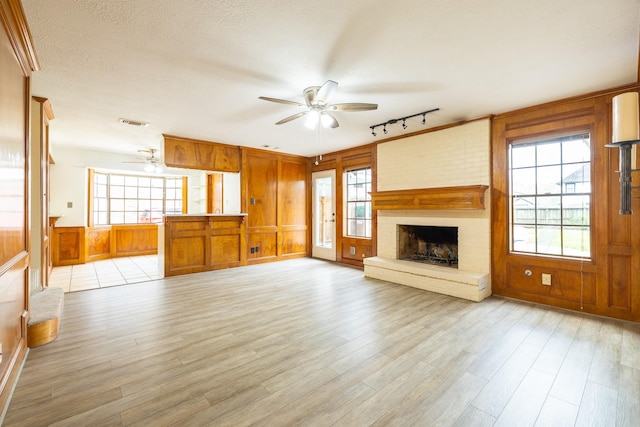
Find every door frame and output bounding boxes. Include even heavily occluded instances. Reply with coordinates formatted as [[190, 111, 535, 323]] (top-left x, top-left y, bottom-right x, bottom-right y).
[[312, 169, 337, 261]]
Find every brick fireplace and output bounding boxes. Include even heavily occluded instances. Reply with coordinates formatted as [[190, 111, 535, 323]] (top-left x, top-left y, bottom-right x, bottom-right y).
[[397, 225, 458, 266], [364, 119, 492, 302]]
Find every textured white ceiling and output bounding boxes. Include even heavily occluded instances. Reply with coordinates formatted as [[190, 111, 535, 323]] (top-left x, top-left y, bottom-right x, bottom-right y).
[[22, 0, 640, 159]]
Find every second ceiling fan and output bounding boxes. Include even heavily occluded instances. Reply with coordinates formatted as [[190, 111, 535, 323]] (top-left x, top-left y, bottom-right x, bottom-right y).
[[259, 80, 378, 129]]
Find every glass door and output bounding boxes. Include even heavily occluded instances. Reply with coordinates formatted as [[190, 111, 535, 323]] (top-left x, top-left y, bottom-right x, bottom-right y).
[[312, 169, 336, 261]]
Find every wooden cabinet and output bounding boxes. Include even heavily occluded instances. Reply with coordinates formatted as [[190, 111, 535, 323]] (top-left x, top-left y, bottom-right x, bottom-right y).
[[160, 214, 246, 277], [163, 135, 240, 172]]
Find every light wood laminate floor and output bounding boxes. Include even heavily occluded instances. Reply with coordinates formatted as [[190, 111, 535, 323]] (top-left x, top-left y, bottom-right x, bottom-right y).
[[4, 258, 640, 426]]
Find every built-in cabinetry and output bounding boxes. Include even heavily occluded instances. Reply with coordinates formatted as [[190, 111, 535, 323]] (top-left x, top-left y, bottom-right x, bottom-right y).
[[159, 214, 246, 276], [163, 134, 240, 172], [161, 136, 310, 268]]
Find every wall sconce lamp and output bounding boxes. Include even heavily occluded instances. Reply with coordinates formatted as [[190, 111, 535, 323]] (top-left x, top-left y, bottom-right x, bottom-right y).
[[606, 92, 640, 214], [370, 108, 439, 137]]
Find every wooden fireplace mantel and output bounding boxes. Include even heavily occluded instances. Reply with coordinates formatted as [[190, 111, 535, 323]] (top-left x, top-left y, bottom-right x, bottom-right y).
[[370, 185, 489, 210]]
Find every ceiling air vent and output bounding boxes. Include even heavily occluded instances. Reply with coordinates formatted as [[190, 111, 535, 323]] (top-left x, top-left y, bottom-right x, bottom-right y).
[[118, 118, 149, 127]]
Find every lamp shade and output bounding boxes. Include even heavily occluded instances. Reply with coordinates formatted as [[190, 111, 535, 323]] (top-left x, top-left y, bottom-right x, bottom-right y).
[[612, 92, 639, 143]]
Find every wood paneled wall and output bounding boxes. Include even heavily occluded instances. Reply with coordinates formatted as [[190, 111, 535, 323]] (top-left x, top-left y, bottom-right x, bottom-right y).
[[492, 84, 640, 322], [0, 0, 39, 415], [242, 149, 309, 264], [52, 224, 158, 266], [310, 145, 376, 267]]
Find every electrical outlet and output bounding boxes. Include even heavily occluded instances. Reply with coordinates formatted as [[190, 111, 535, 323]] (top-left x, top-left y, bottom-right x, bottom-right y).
[[542, 273, 552, 286], [255, 247, 259, 253], [250, 247, 255, 254], [350, 246, 356, 255], [67, 202, 73, 208]]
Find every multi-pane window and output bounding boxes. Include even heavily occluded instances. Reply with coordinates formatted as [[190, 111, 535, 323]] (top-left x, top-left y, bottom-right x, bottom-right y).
[[345, 167, 372, 238], [93, 172, 183, 225], [93, 172, 108, 225], [510, 133, 591, 258]]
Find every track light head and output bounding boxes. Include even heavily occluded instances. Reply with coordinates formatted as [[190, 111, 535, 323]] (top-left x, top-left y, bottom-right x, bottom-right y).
[[371, 127, 376, 136], [421, 114, 426, 125], [383, 125, 388, 134], [402, 119, 407, 129]]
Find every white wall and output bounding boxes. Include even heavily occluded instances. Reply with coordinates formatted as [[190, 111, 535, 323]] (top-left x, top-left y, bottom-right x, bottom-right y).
[[223, 172, 241, 213]]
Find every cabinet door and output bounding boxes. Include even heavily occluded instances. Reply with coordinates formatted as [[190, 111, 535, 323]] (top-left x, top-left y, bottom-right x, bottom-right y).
[[163, 136, 240, 172]]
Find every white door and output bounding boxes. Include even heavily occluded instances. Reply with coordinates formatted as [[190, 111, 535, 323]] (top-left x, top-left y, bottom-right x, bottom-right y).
[[312, 170, 336, 261]]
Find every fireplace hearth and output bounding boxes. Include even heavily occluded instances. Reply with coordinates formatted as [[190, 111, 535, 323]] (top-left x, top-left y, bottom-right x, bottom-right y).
[[397, 225, 458, 267]]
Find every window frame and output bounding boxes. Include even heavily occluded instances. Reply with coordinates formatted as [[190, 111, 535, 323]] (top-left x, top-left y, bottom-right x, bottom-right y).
[[508, 131, 592, 259], [90, 170, 186, 226], [343, 166, 372, 239]]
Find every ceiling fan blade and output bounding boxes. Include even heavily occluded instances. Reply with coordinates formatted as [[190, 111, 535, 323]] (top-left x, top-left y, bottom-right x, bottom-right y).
[[275, 111, 308, 125], [259, 96, 305, 107], [321, 111, 339, 128], [329, 103, 378, 112], [316, 80, 338, 104]]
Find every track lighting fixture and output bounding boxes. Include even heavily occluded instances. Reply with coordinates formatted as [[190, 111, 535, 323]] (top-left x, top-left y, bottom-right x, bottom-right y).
[[370, 108, 439, 137]]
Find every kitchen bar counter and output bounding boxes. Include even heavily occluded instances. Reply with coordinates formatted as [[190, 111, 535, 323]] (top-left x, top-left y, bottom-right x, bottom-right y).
[[159, 214, 247, 277]]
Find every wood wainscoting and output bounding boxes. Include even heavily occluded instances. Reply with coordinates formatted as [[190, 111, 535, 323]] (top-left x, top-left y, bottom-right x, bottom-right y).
[[52, 224, 159, 266]]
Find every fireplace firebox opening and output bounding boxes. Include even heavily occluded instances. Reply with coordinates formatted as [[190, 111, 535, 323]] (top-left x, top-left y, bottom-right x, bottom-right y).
[[397, 225, 459, 268]]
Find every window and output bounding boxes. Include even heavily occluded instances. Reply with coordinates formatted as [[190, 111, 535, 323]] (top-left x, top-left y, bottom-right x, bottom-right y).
[[510, 133, 591, 258], [93, 172, 184, 225], [345, 167, 372, 238]]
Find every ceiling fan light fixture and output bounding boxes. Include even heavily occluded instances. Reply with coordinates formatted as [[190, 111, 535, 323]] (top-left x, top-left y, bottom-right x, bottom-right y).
[[320, 112, 335, 128], [260, 80, 377, 130], [305, 110, 320, 129]]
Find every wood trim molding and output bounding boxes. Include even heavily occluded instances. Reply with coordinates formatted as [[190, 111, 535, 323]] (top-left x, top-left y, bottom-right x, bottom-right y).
[[33, 96, 54, 122], [0, 0, 39, 75], [371, 185, 489, 211]]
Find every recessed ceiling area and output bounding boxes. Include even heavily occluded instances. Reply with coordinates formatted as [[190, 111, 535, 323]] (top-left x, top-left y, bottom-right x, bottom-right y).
[[22, 0, 640, 158]]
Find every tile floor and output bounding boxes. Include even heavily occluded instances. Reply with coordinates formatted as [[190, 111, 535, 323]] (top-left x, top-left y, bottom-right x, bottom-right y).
[[49, 255, 161, 293]]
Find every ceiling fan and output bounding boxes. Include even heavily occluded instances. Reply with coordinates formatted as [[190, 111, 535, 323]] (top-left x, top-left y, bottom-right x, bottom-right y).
[[123, 148, 164, 173], [259, 80, 378, 129]]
